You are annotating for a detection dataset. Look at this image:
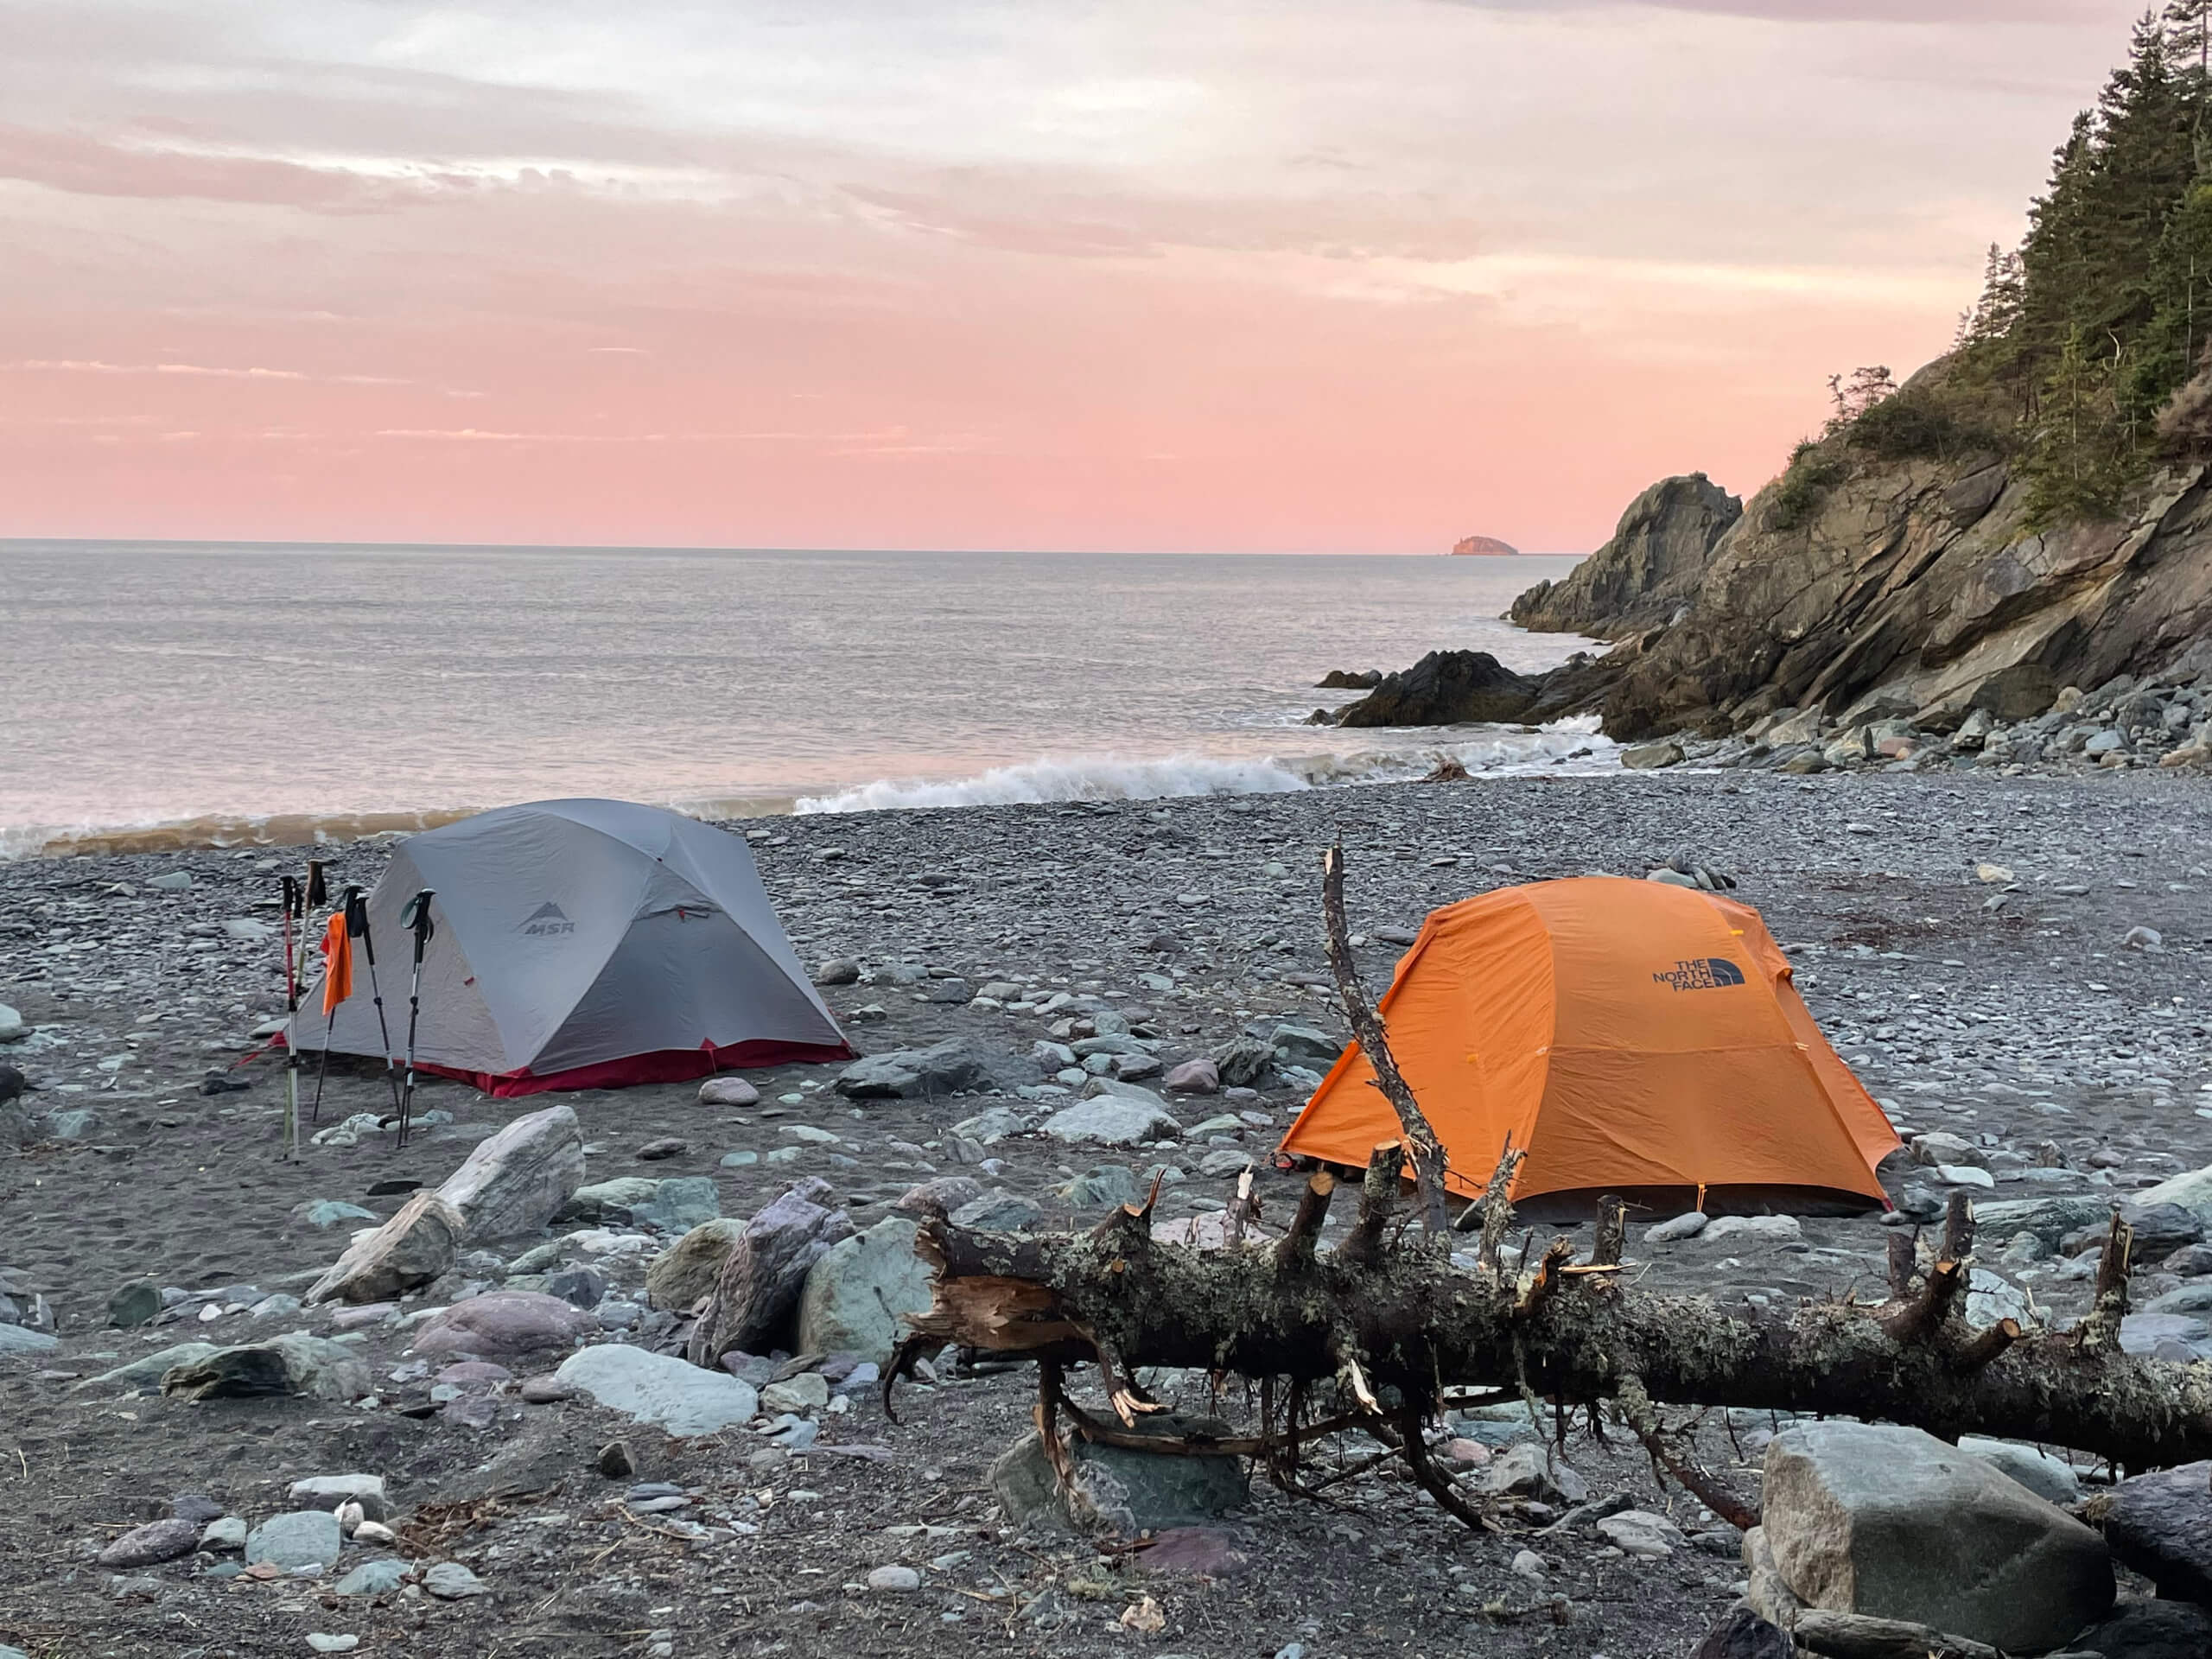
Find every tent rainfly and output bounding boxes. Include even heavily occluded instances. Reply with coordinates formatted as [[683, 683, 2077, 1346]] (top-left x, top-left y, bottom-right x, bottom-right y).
[[1278, 876, 1900, 1215], [288, 798, 850, 1096]]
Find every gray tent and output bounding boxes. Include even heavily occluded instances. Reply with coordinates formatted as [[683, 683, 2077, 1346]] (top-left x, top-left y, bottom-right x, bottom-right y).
[[289, 799, 849, 1096]]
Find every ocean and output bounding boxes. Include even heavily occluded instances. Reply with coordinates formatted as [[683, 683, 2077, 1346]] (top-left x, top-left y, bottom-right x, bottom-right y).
[[3, 540, 1606, 859]]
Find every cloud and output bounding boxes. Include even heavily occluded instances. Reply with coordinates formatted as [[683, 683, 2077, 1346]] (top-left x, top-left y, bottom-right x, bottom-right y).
[[9, 358, 409, 385], [1433, 0, 2105, 20]]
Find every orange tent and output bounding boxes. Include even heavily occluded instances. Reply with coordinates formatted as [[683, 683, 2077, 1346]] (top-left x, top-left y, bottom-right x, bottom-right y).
[[1279, 877, 1898, 1214]]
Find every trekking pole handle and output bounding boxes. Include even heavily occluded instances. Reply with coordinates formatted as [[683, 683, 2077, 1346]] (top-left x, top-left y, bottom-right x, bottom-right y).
[[306, 860, 328, 910], [402, 889, 436, 948]]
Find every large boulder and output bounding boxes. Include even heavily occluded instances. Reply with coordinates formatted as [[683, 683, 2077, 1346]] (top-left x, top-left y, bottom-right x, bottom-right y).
[[1972, 1193, 2116, 1252], [795, 1217, 932, 1363], [833, 1038, 1025, 1100], [160, 1333, 372, 1402], [555, 1343, 759, 1437], [644, 1218, 747, 1311], [1041, 1095, 1180, 1147], [683, 1179, 855, 1365], [1333, 650, 1539, 729], [2067, 1599, 2212, 1659], [2104, 1461, 2212, 1605], [433, 1103, 585, 1238], [1509, 473, 1743, 638], [303, 1191, 464, 1306], [409, 1290, 597, 1361], [1760, 1421, 2112, 1652], [991, 1414, 1247, 1535], [2134, 1164, 2212, 1230]]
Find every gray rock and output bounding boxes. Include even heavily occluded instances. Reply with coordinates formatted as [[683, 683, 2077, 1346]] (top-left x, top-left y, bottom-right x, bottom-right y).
[[423, 1560, 491, 1599], [1268, 1025, 1343, 1068], [1041, 1096, 1180, 1147], [82, 1341, 219, 1390], [409, 1289, 597, 1360], [1967, 1194, 2114, 1252], [684, 1178, 855, 1363], [812, 957, 862, 987], [1957, 1438, 2082, 1505], [292, 1199, 380, 1231], [199, 1516, 246, 1552], [949, 1191, 1045, 1231], [992, 1414, 1248, 1535], [1743, 1525, 1808, 1629], [1211, 1036, 1276, 1090], [893, 1175, 986, 1216], [161, 1333, 371, 1402], [107, 1281, 161, 1328], [244, 1510, 344, 1573], [0, 1003, 23, 1044], [1761, 1421, 2112, 1651], [835, 1038, 1017, 1099], [1597, 1509, 1684, 1558], [951, 1107, 1026, 1145], [1688, 1606, 1794, 1659], [1623, 739, 1687, 769], [1701, 1215, 1802, 1244], [630, 1176, 721, 1233], [1646, 1211, 1709, 1243], [148, 870, 193, 891], [867, 1563, 922, 1592], [1475, 1443, 1590, 1505], [543, 1264, 607, 1309], [2104, 1461, 2212, 1605], [698, 1076, 760, 1107], [47, 1108, 96, 1141], [795, 1217, 932, 1363], [1163, 1058, 1219, 1096], [560, 1177, 660, 1223], [97, 1516, 201, 1567], [0, 1327, 48, 1366], [304, 1191, 465, 1306], [1055, 1165, 1142, 1211], [553, 1343, 760, 1437], [644, 1219, 745, 1311], [2067, 1599, 2212, 1659], [432, 1103, 586, 1239], [289, 1473, 388, 1521], [2132, 1164, 2212, 1229], [333, 1559, 409, 1597]]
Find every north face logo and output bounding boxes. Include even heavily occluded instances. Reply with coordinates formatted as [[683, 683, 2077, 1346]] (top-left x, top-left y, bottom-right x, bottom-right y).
[[520, 901, 575, 937], [1653, 957, 1745, 991]]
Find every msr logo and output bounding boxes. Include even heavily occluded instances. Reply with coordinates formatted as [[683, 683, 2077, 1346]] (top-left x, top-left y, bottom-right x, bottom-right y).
[[1653, 957, 1746, 991], [520, 901, 575, 937]]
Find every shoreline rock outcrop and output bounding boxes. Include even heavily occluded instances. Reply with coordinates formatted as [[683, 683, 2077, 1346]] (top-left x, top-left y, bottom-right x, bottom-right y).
[[1508, 474, 1740, 639]]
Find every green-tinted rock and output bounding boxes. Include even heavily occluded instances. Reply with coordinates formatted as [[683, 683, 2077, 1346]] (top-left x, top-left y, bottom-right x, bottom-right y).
[[107, 1281, 162, 1328]]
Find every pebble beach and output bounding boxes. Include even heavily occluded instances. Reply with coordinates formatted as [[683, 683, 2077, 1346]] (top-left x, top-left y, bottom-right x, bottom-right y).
[[5, 767, 2212, 1657]]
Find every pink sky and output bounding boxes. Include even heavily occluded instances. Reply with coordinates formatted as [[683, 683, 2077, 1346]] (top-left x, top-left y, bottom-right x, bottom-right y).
[[0, 0, 2150, 552]]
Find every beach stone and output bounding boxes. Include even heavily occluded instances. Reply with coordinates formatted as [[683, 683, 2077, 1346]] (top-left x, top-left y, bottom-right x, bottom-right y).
[[48, 1108, 97, 1140], [161, 1333, 371, 1402], [1974, 1193, 2115, 1251], [289, 1474, 388, 1522], [1268, 1025, 1343, 1068], [1163, 1059, 1219, 1096], [644, 1219, 745, 1311], [308, 1636, 359, 1653], [2120, 1312, 2212, 1359], [1596, 1509, 1684, 1558], [83, 1341, 219, 1390], [950, 1191, 1045, 1231], [796, 1217, 932, 1363], [1211, 1036, 1276, 1089], [1761, 1421, 2112, 1650], [834, 1038, 1005, 1099], [1056, 1165, 1142, 1211], [305, 1192, 465, 1306], [1623, 739, 1686, 769], [1476, 1443, 1590, 1505], [1743, 1525, 1808, 1628], [760, 1371, 830, 1414], [1132, 1526, 1253, 1580], [893, 1175, 987, 1216], [1701, 1215, 1802, 1244], [992, 1414, 1248, 1536], [630, 1176, 721, 1233], [423, 1560, 491, 1599], [0, 1005, 22, 1044], [812, 957, 862, 986], [1688, 1606, 1793, 1659], [244, 1510, 343, 1573], [432, 1103, 585, 1239], [1646, 1211, 1709, 1243], [97, 1516, 201, 1567], [148, 870, 193, 890], [1956, 1438, 2081, 1505], [2104, 1461, 2212, 1605], [2068, 1599, 2212, 1659], [410, 1289, 596, 1360], [107, 1280, 161, 1328], [1042, 1096, 1180, 1147], [2131, 1165, 2212, 1229], [543, 1264, 607, 1309], [292, 1199, 379, 1232], [561, 1177, 661, 1223], [698, 1077, 760, 1107], [683, 1179, 855, 1363], [554, 1343, 760, 1437], [868, 1565, 921, 1592], [634, 1136, 688, 1160], [951, 1107, 1025, 1145], [199, 1516, 246, 1552]]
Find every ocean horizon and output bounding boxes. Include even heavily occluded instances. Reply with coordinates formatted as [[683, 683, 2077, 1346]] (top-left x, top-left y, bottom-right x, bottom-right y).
[[5, 538, 1604, 859]]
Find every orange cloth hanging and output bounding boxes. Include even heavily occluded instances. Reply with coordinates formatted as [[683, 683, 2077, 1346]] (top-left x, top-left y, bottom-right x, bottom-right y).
[[320, 912, 354, 1016]]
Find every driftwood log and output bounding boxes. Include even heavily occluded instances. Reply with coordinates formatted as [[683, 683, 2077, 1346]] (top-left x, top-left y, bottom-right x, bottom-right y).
[[889, 846, 2212, 1527]]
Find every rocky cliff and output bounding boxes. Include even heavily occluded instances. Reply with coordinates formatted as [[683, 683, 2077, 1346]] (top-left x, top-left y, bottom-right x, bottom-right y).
[[1507, 474, 1740, 638]]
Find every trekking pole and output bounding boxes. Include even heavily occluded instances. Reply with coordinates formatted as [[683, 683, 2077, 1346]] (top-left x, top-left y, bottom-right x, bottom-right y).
[[347, 887, 404, 1117], [281, 875, 304, 1162], [396, 888, 435, 1150], [302, 858, 340, 1125]]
